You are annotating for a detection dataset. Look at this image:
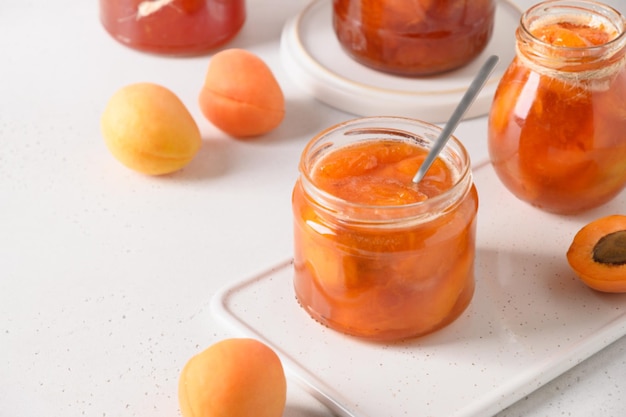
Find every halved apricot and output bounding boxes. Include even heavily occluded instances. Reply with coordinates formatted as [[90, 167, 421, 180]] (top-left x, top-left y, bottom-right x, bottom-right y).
[[566, 215, 626, 292]]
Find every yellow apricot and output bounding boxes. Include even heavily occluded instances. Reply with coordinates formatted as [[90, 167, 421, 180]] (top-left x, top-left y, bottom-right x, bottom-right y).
[[101, 82, 201, 175], [178, 338, 287, 417], [198, 48, 285, 138]]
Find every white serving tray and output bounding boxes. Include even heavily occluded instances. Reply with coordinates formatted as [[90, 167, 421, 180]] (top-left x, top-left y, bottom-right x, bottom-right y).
[[211, 161, 626, 417], [280, 0, 521, 123]]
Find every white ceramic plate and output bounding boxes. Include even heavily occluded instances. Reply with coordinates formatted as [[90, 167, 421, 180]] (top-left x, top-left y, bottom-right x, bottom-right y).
[[280, 0, 521, 123], [211, 162, 626, 417]]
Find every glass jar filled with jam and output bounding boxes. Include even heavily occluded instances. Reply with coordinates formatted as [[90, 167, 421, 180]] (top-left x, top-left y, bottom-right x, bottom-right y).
[[332, 0, 495, 76], [100, 0, 246, 55], [488, 0, 626, 214], [292, 117, 478, 341]]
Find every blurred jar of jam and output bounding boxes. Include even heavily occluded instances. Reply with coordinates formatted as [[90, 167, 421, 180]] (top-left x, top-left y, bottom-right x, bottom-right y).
[[292, 116, 478, 341], [488, 0, 626, 214], [99, 0, 246, 55], [332, 0, 495, 76]]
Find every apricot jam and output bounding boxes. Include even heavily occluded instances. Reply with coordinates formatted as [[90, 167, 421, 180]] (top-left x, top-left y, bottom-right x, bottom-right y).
[[332, 0, 495, 76], [292, 117, 478, 341], [488, 0, 626, 214], [99, 0, 245, 55]]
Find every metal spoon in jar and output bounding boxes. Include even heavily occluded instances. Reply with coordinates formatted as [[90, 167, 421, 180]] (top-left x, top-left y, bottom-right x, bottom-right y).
[[412, 55, 500, 184]]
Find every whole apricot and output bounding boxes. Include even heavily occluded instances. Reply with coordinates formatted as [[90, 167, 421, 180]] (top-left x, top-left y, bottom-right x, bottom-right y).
[[178, 338, 287, 417], [101, 82, 202, 175], [198, 48, 285, 138]]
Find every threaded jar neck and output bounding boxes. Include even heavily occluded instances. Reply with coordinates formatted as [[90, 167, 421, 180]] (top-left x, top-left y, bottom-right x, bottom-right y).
[[298, 116, 473, 227], [516, 0, 626, 86]]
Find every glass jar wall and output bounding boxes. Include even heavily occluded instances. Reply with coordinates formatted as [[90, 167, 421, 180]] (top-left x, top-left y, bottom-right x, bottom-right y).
[[332, 0, 495, 76], [488, 0, 626, 214], [100, 0, 246, 55], [292, 117, 478, 341]]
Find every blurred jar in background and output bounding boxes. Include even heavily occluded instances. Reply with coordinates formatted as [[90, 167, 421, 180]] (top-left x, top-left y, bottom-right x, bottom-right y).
[[100, 0, 246, 55], [332, 0, 495, 76], [488, 0, 626, 214]]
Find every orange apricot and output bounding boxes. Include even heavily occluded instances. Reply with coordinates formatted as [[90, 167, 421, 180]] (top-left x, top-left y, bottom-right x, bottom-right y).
[[198, 48, 285, 138], [566, 214, 626, 292], [101, 82, 201, 175], [178, 338, 287, 417]]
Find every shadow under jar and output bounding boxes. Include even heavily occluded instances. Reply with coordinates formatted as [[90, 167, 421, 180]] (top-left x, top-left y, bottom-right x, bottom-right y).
[[488, 0, 626, 214], [99, 0, 245, 55], [292, 117, 478, 342], [332, 0, 495, 76]]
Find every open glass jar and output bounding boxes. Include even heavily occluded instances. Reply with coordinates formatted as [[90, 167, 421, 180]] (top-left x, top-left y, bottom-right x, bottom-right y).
[[99, 0, 246, 55], [488, 0, 626, 214], [292, 117, 478, 341], [332, 0, 495, 76]]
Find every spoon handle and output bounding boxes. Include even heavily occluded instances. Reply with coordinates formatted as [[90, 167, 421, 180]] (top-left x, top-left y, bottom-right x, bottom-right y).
[[412, 55, 500, 184]]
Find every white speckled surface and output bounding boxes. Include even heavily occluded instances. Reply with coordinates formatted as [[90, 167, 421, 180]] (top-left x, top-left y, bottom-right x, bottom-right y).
[[212, 162, 626, 417], [2, 0, 626, 416]]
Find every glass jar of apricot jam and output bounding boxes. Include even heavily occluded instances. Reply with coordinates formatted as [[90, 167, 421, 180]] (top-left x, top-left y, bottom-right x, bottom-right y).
[[332, 0, 495, 76], [99, 0, 245, 55], [292, 117, 478, 341], [488, 0, 626, 214]]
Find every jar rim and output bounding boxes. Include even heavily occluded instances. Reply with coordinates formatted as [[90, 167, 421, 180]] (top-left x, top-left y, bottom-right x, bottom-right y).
[[519, 0, 626, 53], [298, 116, 473, 223]]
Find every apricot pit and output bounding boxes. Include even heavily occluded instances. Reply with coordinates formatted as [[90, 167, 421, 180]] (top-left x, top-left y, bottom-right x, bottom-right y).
[[593, 230, 626, 265]]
